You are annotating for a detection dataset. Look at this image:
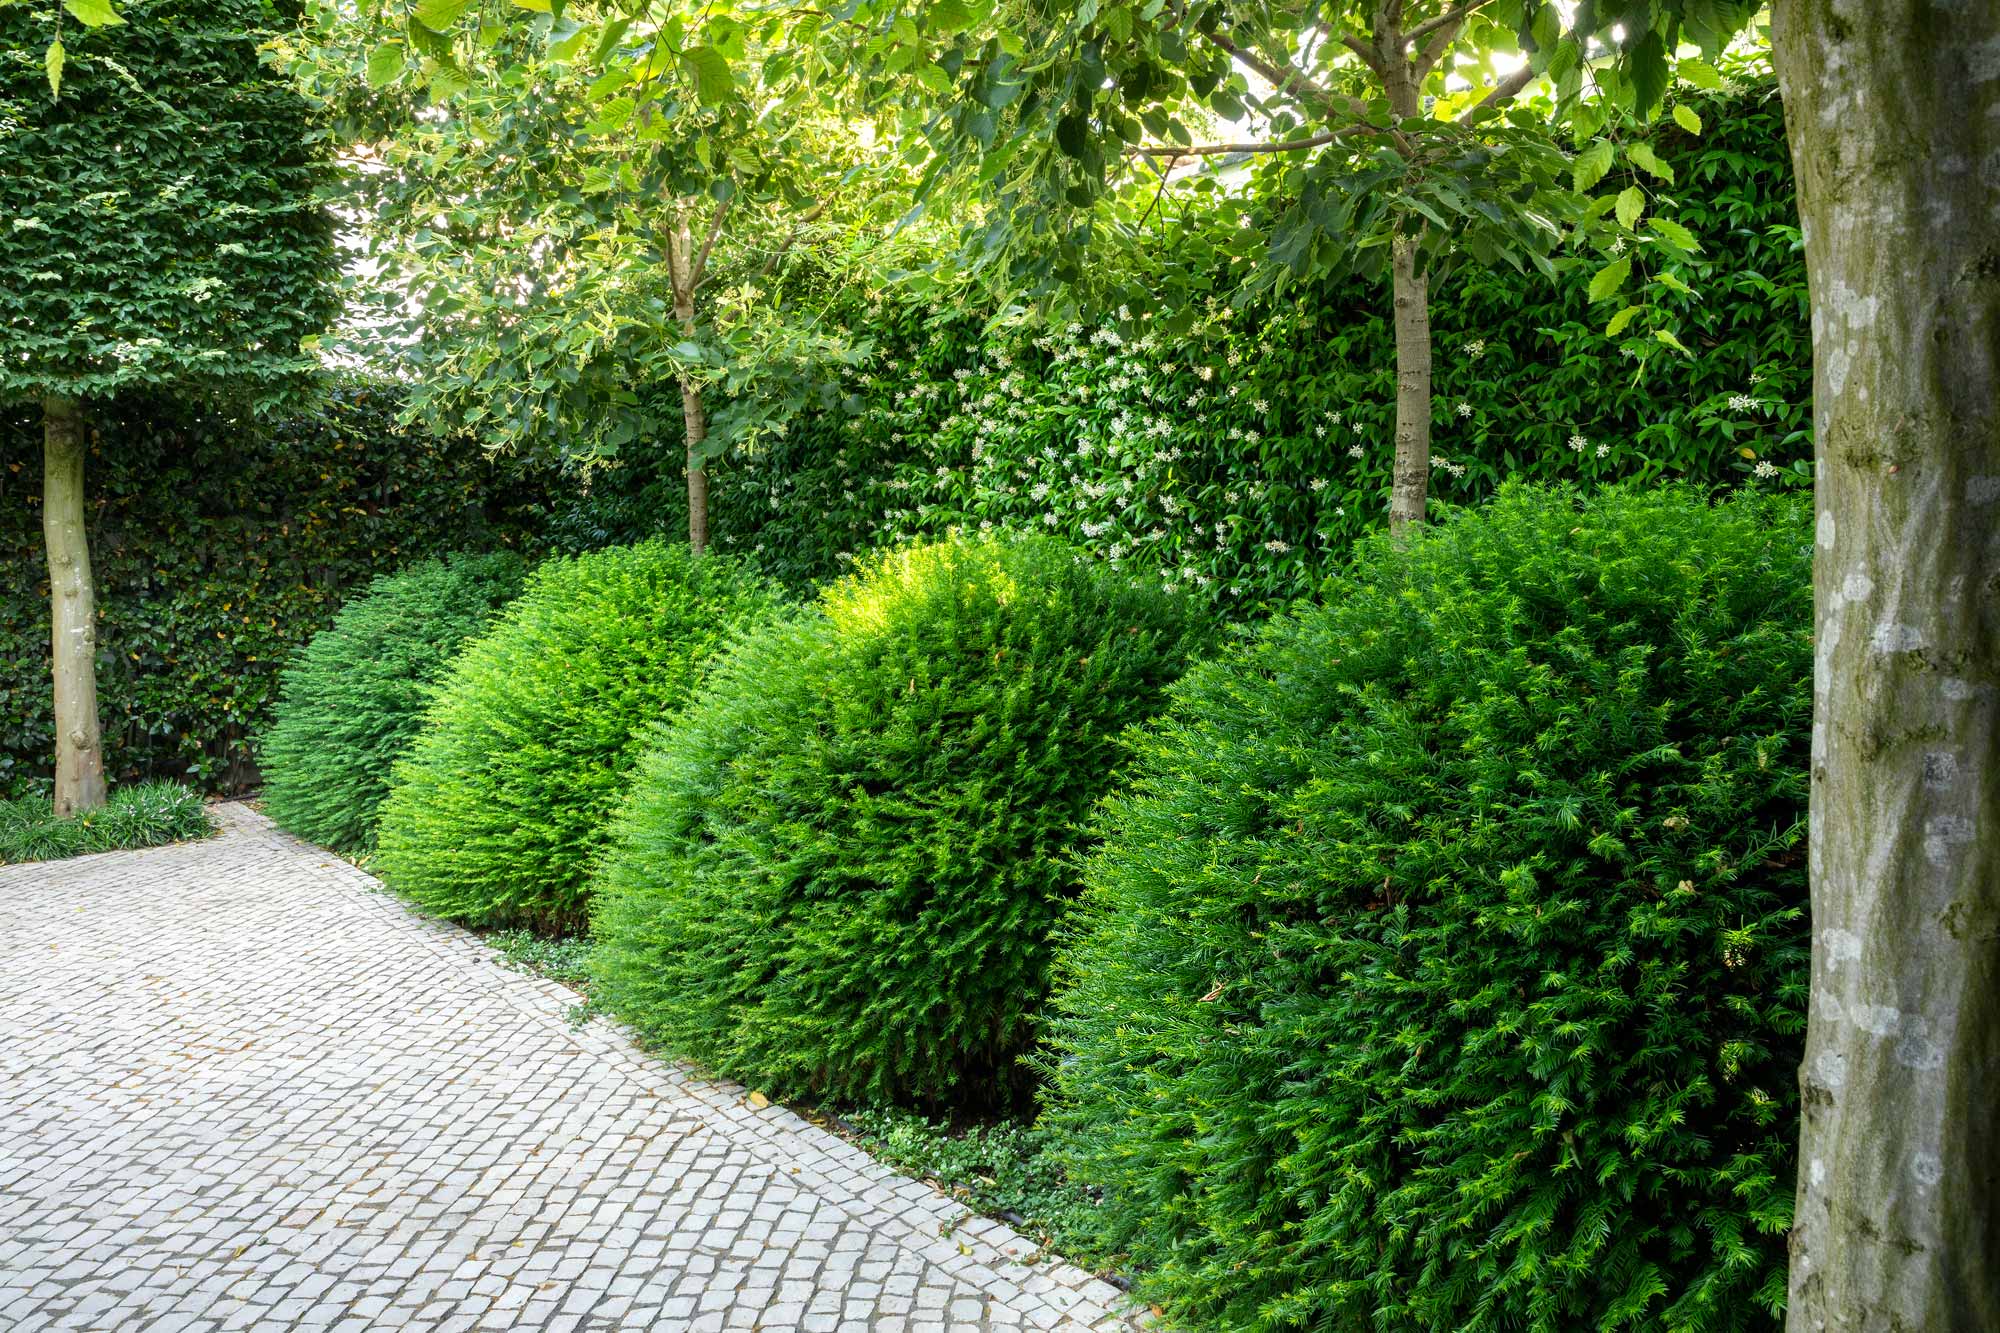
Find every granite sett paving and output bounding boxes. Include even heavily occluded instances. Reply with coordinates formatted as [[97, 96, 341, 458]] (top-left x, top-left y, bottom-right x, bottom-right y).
[[0, 804, 1139, 1332]]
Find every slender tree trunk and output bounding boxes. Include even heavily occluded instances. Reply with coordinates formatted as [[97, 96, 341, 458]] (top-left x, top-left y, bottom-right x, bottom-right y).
[[1387, 234, 1433, 535], [1374, 11, 1432, 538], [41, 396, 107, 816], [678, 376, 709, 555], [1773, 6, 2000, 1328], [666, 211, 710, 555]]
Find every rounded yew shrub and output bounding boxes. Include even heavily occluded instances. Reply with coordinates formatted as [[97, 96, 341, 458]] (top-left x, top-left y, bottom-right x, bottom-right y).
[[1043, 484, 1813, 1333], [589, 535, 1209, 1108], [373, 542, 783, 933], [260, 552, 528, 853]]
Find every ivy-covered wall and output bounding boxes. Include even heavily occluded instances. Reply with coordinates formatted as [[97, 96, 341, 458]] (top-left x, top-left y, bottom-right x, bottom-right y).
[[1, 386, 552, 798], [582, 79, 1806, 609]]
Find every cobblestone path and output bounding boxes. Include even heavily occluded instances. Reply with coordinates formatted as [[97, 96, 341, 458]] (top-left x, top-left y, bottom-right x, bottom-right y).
[[0, 806, 1136, 1332]]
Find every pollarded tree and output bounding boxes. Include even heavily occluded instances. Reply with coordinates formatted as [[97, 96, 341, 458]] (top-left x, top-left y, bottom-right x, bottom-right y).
[[0, 0, 335, 811]]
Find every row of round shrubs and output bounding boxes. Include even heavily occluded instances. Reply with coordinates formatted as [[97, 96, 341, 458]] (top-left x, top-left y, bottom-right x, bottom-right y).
[[259, 484, 1812, 1332]]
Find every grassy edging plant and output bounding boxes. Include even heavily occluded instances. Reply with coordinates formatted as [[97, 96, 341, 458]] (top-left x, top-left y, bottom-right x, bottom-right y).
[[0, 782, 213, 864]]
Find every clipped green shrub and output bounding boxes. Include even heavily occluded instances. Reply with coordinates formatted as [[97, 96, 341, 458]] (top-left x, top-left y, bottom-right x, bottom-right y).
[[590, 535, 1209, 1108], [373, 542, 782, 932], [1043, 484, 1813, 1333], [259, 552, 528, 853], [0, 782, 212, 864]]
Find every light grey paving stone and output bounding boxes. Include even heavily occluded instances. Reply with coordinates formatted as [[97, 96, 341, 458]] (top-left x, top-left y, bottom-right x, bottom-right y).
[[0, 804, 1142, 1331]]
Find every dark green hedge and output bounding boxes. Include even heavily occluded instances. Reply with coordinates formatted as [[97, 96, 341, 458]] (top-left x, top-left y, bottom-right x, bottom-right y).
[[373, 541, 785, 934], [0, 385, 553, 798], [589, 535, 1209, 1108], [1043, 483, 1813, 1332], [259, 551, 529, 854]]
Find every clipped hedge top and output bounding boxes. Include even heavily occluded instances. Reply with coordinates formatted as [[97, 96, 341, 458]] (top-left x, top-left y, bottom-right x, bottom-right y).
[[1044, 483, 1814, 1332], [259, 551, 528, 854], [589, 535, 1211, 1108], [373, 541, 784, 933]]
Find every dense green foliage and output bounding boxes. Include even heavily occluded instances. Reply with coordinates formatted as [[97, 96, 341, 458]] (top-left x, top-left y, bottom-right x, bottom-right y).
[[1044, 484, 1813, 1332], [589, 536, 1207, 1108], [573, 84, 1806, 610], [837, 1107, 1104, 1259], [0, 781, 211, 864], [259, 552, 529, 853], [0, 388, 553, 798], [374, 542, 783, 933], [0, 0, 334, 404]]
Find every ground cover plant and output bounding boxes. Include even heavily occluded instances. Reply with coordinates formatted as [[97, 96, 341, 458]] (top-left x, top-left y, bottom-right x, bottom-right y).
[[0, 782, 211, 865], [1043, 483, 1814, 1332], [260, 552, 528, 854], [373, 541, 783, 933], [589, 535, 1209, 1109]]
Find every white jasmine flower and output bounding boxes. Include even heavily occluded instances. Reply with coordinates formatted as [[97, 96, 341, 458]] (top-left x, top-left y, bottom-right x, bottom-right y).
[[1568, 433, 1588, 453], [1456, 402, 1473, 418], [1753, 460, 1781, 479]]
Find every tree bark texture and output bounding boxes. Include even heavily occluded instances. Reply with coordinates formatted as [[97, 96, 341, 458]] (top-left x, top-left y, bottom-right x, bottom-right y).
[[1774, 4, 2000, 1328], [41, 396, 107, 816], [1375, 8, 1433, 538], [1388, 235, 1433, 536], [666, 212, 710, 555]]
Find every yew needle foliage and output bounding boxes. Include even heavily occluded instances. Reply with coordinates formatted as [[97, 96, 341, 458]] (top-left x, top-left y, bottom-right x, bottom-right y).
[[373, 542, 782, 933], [589, 536, 1209, 1108], [259, 552, 528, 854], [1044, 483, 1813, 1332]]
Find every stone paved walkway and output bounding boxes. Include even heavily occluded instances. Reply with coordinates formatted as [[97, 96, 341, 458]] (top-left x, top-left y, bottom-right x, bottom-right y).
[[0, 805, 1137, 1332]]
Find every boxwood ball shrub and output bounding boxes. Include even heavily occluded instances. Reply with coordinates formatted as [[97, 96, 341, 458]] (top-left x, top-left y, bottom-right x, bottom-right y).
[[1044, 484, 1813, 1333], [373, 542, 782, 933], [259, 552, 528, 853], [589, 535, 1209, 1108]]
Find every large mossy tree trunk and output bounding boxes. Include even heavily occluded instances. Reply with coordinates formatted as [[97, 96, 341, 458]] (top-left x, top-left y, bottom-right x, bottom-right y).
[[1774, 5, 2000, 1327], [41, 395, 107, 816]]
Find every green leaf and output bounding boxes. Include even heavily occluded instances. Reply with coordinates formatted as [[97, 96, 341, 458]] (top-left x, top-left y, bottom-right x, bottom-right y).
[[1680, 60, 1725, 90], [413, 0, 473, 33], [61, 0, 122, 26], [1587, 256, 1632, 303], [1672, 104, 1703, 135], [1648, 216, 1700, 252], [1655, 270, 1697, 296], [44, 38, 63, 98], [683, 46, 733, 105], [366, 43, 406, 89], [930, 0, 973, 34], [1572, 139, 1614, 193], [1614, 186, 1644, 231], [1604, 305, 1643, 337], [1654, 328, 1692, 355], [1627, 143, 1675, 183]]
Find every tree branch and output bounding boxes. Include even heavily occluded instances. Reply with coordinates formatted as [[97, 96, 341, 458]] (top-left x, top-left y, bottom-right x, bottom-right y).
[[1205, 30, 1357, 118], [754, 198, 831, 280], [1129, 128, 1363, 158], [1471, 62, 1536, 113], [1405, 0, 1494, 46], [689, 193, 732, 290]]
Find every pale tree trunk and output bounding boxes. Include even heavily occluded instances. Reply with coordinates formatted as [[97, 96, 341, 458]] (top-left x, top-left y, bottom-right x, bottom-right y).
[[1375, 13, 1432, 537], [1773, 5, 2000, 1329], [666, 208, 713, 555], [1387, 235, 1433, 535], [42, 396, 107, 816]]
